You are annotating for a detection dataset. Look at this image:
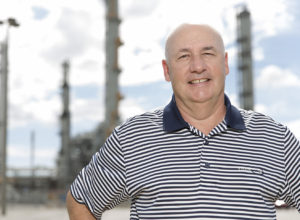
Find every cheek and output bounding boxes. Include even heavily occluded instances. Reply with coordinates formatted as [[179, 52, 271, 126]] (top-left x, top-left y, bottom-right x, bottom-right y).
[[167, 62, 191, 86]]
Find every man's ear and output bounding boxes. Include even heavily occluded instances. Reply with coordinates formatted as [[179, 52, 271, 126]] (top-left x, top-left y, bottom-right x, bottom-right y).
[[224, 52, 229, 76], [162, 60, 171, 82]]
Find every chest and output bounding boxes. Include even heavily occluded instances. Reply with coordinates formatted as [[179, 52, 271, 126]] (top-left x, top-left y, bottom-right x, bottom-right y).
[[124, 131, 286, 209]]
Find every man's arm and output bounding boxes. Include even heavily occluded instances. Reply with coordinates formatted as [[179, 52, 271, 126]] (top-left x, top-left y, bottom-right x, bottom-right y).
[[67, 129, 129, 218], [281, 128, 300, 211], [66, 190, 96, 220]]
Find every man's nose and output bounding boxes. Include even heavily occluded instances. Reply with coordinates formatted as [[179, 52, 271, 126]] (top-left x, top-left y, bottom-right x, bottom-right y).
[[189, 56, 207, 73]]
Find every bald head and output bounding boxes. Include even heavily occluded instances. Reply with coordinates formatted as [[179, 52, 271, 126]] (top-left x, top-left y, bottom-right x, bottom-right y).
[[164, 24, 225, 62]]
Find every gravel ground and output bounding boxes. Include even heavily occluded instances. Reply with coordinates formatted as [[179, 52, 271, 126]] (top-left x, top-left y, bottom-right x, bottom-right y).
[[1, 204, 299, 220]]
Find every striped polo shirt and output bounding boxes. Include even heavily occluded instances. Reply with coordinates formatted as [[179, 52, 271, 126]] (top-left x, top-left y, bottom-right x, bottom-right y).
[[70, 95, 300, 219]]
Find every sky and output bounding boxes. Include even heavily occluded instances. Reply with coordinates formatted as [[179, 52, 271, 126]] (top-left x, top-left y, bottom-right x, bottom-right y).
[[0, 0, 300, 169]]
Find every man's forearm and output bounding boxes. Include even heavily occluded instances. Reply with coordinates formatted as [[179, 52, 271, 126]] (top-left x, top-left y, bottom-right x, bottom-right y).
[[66, 190, 96, 220]]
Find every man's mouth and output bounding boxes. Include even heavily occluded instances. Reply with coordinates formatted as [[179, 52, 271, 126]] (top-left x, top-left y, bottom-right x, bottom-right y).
[[189, 79, 209, 84]]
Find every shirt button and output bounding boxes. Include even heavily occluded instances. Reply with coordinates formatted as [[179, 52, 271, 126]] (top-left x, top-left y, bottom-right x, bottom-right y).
[[204, 162, 210, 168], [204, 139, 209, 145]]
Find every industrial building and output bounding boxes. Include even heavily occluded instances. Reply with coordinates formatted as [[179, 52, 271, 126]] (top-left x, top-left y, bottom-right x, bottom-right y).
[[56, 0, 122, 188], [1, 2, 259, 213]]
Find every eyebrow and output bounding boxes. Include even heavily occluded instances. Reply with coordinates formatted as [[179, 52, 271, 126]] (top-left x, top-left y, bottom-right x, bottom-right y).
[[202, 46, 216, 52], [177, 48, 190, 54], [177, 46, 217, 54]]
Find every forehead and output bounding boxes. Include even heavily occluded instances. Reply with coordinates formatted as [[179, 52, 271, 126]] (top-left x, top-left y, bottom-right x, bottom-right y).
[[167, 25, 224, 54]]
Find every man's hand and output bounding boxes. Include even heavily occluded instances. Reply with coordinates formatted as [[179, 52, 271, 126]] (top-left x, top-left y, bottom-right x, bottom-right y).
[[66, 190, 96, 220]]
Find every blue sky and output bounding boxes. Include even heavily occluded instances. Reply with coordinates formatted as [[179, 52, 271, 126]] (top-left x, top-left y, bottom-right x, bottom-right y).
[[0, 0, 300, 168]]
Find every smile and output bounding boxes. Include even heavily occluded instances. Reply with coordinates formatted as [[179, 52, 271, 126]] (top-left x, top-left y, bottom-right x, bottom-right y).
[[189, 79, 209, 84]]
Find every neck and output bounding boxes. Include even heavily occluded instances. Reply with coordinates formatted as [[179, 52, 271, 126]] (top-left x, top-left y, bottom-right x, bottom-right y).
[[176, 95, 226, 135]]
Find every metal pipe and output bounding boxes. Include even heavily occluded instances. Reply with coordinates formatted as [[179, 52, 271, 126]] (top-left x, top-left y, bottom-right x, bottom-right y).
[[0, 17, 19, 216], [0, 33, 8, 217]]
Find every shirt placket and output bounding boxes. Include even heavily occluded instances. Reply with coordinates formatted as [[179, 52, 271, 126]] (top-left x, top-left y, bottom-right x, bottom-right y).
[[188, 121, 228, 175]]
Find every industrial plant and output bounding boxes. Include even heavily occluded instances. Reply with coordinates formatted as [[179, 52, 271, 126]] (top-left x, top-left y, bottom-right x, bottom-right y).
[[0, 1, 256, 215]]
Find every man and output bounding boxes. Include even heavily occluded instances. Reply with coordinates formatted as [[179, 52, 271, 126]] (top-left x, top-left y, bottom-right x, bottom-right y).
[[67, 24, 300, 219]]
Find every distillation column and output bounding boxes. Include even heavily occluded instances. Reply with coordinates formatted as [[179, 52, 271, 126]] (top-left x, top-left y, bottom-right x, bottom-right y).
[[237, 7, 254, 110], [104, 0, 123, 138], [59, 60, 71, 187]]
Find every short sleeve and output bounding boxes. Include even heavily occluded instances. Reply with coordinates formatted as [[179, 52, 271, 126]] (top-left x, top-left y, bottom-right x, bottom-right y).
[[69, 129, 129, 219], [280, 127, 300, 212]]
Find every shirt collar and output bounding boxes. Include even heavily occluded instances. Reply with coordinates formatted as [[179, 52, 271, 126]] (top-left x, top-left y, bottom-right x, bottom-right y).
[[163, 94, 246, 132]]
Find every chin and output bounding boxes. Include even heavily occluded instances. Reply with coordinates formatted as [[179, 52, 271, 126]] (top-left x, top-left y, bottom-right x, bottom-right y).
[[190, 92, 212, 102], [189, 96, 211, 104]]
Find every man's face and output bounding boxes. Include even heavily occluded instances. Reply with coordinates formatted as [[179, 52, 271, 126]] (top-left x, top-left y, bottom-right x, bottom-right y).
[[162, 25, 229, 106]]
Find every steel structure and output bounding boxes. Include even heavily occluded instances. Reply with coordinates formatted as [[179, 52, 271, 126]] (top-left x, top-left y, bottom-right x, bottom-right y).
[[237, 7, 254, 110], [0, 31, 8, 217], [104, 0, 123, 138], [57, 60, 71, 188], [56, 0, 123, 190], [0, 18, 19, 216]]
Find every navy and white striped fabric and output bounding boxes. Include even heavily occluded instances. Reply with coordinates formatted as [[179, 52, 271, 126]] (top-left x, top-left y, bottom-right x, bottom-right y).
[[70, 95, 300, 219]]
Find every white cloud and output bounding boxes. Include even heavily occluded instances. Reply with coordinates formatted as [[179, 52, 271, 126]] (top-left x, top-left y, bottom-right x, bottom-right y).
[[8, 144, 58, 168], [120, 98, 146, 121], [287, 119, 300, 140], [253, 47, 264, 61], [247, 0, 294, 40], [71, 49, 105, 87], [10, 103, 53, 128], [226, 46, 240, 70], [71, 97, 104, 124], [24, 97, 61, 123], [119, 44, 164, 86], [226, 93, 240, 108], [225, 92, 272, 115], [40, 7, 103, 63], [9, 91, 61, 128], [255, 103, 268, 114], [120, 0, 160, 18], [1, 0, 298, 168], [256, 65, 300, 89], [4, 0, 105, 129]]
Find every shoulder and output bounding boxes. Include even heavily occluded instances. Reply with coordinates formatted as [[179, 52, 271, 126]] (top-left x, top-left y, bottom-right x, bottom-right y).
[[239, 108, 286, 133], [116, 108, 164, 134]]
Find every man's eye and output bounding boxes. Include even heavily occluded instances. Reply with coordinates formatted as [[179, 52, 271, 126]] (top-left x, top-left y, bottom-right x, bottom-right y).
[[203, 52, 214, 56], [178, 54, 189, 59]]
